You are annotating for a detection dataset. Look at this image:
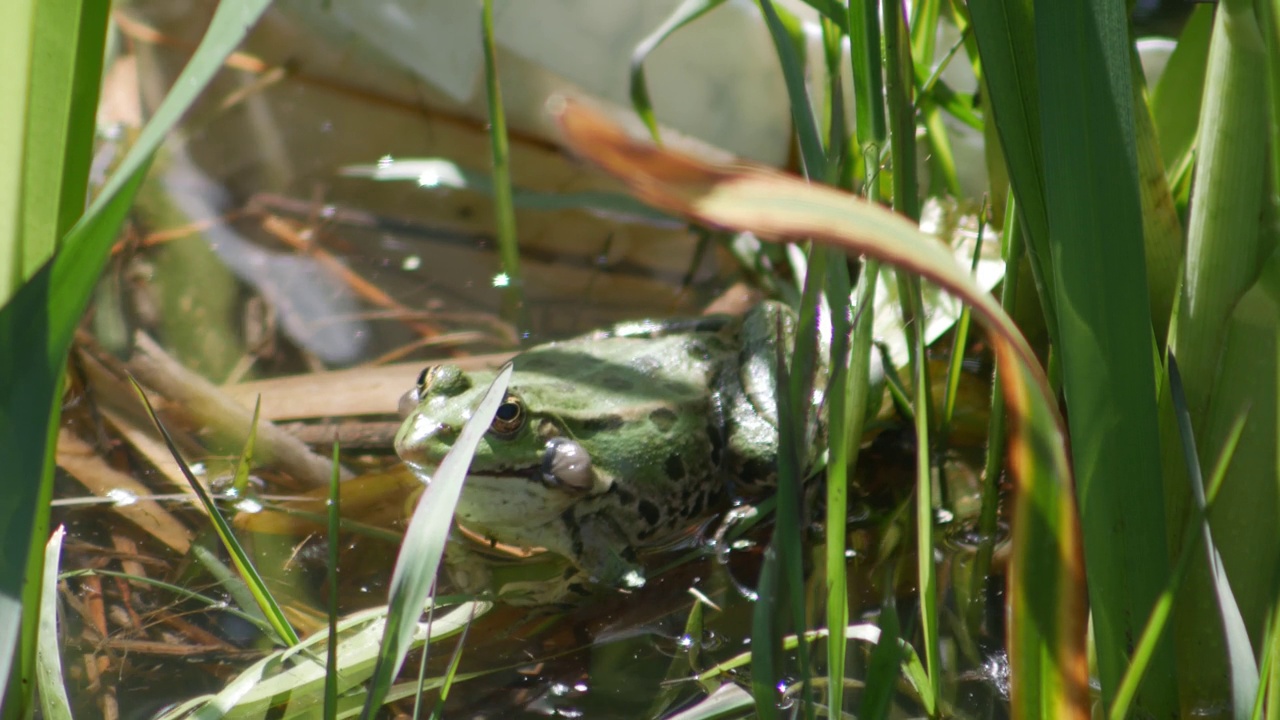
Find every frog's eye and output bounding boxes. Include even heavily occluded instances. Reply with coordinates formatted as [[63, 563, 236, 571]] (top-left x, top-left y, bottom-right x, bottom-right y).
[[490, 394, 524, 436], [416, 366, 431, 388]]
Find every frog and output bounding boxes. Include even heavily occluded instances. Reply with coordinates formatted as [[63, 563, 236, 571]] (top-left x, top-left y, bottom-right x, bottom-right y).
[[394, 301, 827, 603]]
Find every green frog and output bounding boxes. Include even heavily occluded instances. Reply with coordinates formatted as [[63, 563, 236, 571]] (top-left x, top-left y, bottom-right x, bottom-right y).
[[394, 301, 826, 602]]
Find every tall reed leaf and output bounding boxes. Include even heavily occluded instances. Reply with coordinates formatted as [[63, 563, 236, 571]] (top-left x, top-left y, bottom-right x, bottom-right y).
[[0, 3, 272, 711], [965, 0, 1059, 349], [1166, 0, 1274, 709], [0, 0, 107, 710], [1035, 0, 1175, 714], [553, 97, 1089, 718]]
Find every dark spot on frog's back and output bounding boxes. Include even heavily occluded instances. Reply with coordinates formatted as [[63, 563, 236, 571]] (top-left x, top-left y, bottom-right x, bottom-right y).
[[637, 499, 662, 526], [649, 407, 678, 432], [578, 415, 625, 438], [601, 375, 634, 392], [665, 454, 685, 481]]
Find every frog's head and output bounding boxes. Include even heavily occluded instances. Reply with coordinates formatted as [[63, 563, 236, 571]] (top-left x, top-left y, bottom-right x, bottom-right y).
[[395, 363, 614, 527]]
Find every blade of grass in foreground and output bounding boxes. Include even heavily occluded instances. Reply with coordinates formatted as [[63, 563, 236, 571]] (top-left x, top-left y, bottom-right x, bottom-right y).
[[325, 441, 341, 720], [1035, 0, 1174, 712], [360, 363, 513, 719], [132, 381, 299, 648], [552, 97, 1089, 718], [1110, 399, 1250, 720], [965, 0, 1060, 350], [35, 527, 71, 720]]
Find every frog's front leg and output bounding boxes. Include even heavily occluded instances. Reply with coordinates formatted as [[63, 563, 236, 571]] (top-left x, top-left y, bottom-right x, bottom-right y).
[[442, 536, 493, 595], [443, 535, 592, 606]]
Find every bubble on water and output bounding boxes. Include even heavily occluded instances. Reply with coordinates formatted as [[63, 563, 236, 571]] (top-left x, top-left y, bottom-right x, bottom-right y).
[[700, 630, 723, 652], [775, 678, 797, 710], [402, 255, 421, 271]]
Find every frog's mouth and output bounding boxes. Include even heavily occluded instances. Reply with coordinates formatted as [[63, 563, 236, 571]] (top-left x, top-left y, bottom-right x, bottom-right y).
[[402, 461, 580, 493]]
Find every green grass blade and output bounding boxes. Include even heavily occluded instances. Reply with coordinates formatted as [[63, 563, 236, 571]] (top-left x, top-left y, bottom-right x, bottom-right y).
[[978, 193, 1020, 538], [883, 0, 917, 221], [16, 0, 108, 285], [555, 99, 1089, 718], [481, 0, 523, 324], [0, 1, 108, 711], [35, 527, 71, 720], [1167, 355, 1260, 717], [155, 603, 485, 719], [231, 397, 262, 497], [0, 364, 61, 720], [131, 378, 299, 648], [1260, 605, 1279, 720], [361, 364, 513, 719], [757, 0, 827, 180], [910, 277, 940, 704], [666, 684, 755, 720], [749, 545, 781, 720], [1265, 0, 1280, 194], [325, 441, 341, 720], [430, 607, 475, 718], [1167, 1, 1274, 707], [1110, 397, 1251, 720], [965, 0, 1060, 349], [0, 0, 37, 299], [847, 0, 886, 152], [822, 259, 853, 717], [629, 0, 728, 142], [1036, 0, 1175, 713], [1131, 49, 1183, 344], [860, 594, 904, 720], [1150, 5, 1212, 174], [1173, 0, 1270, 429], [780, 247, 823, 719], [941, 210, 987, 442]]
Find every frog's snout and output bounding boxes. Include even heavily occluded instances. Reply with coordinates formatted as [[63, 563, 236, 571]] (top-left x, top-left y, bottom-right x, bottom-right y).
[[395, 417, 455, 466], [397, 388, 422, 419]]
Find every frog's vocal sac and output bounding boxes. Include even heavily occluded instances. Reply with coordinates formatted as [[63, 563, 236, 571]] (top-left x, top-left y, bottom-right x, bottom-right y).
[[394, 301, 825, 603]]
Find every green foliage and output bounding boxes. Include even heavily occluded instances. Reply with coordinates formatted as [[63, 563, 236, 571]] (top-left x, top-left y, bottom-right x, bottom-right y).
[[0, 1, 272, 714]]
